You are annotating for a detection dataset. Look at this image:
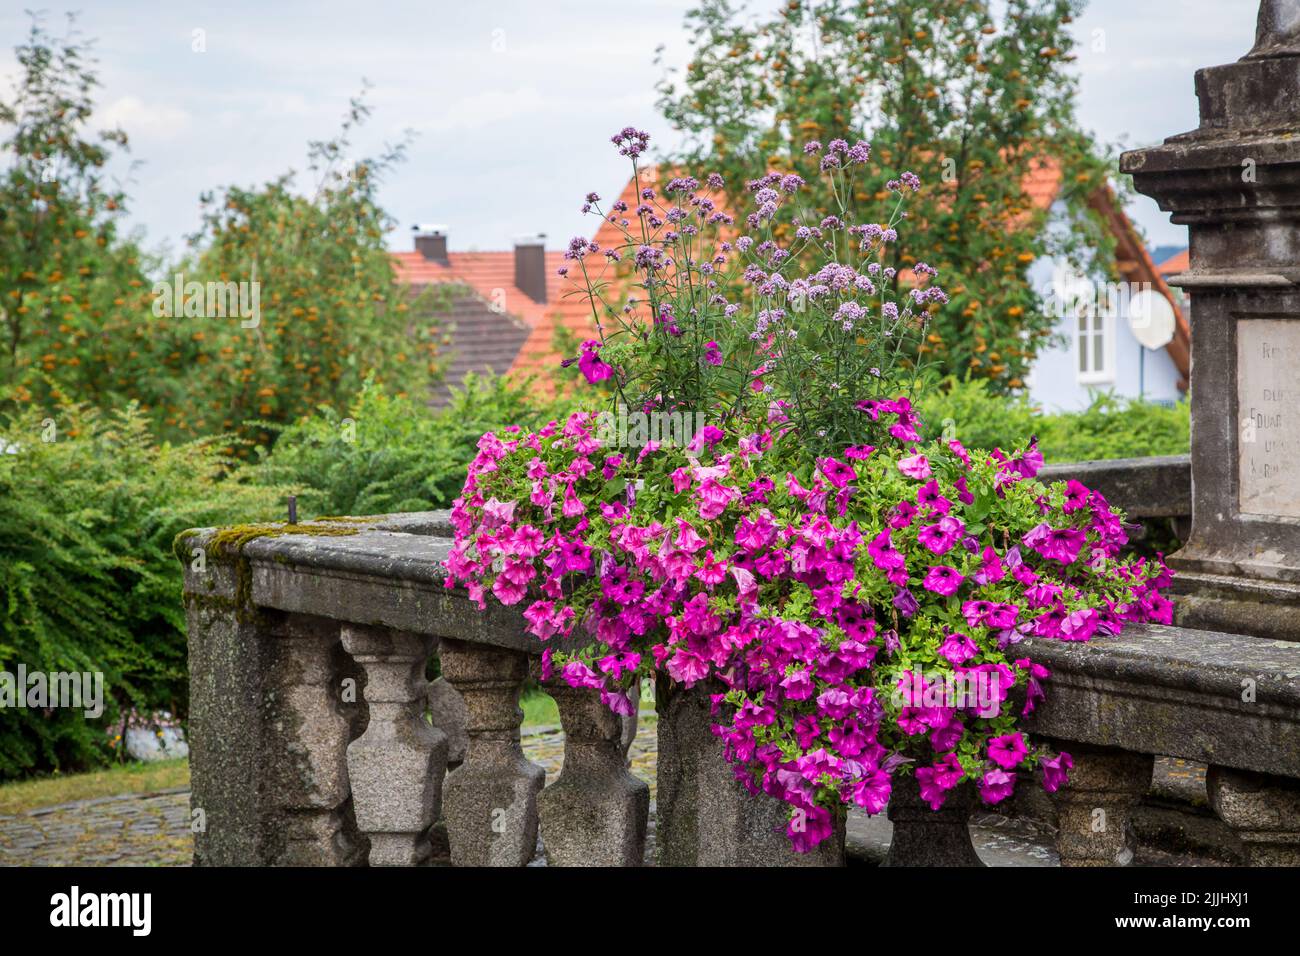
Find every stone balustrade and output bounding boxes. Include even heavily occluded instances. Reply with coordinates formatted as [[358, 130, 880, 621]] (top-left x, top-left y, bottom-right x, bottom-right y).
[[179, 457, 1298, 868], [1021, 624, 1300, 866]]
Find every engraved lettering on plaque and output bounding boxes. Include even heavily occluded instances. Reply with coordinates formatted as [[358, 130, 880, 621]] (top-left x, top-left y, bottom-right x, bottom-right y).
[[1238, 319, 1300, 518]]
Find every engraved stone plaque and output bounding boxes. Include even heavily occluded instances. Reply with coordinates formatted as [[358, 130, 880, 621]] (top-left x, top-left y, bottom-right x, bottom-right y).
[[1238, 318, 1300, 517]]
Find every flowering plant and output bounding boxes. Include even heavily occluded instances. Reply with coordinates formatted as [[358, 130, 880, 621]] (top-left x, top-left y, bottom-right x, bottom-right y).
[[561, 129, 939, 455], [445, 129, 1172, 851]]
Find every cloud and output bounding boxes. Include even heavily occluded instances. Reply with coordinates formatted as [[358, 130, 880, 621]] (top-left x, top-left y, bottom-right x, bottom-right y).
[[416, 86, 551, 133], [98, 95, 192, 140]]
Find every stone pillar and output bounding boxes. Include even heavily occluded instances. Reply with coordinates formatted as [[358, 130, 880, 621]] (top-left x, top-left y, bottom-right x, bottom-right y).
[[184, 543, 272, 867], [1121, 1, 1300, 641], [884, 774, 983, 867], [266, 614, 361, 866], [341, 624, 447, 866], [438, 638, 545, 866], [538, 682, 649, 866], [183, 529, 363, 866], [1207, 765, 1300, 865], [1045, 743, 1153, 866], [656, 683, 844, 866]]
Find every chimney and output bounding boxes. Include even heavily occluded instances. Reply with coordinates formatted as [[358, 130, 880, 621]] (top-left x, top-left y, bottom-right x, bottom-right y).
[[514, 234, 547, 303], [413, 223, 449, 264]]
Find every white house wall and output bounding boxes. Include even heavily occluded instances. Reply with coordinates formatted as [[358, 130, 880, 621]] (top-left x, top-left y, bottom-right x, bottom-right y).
[[1021, 206, 1185, 412]]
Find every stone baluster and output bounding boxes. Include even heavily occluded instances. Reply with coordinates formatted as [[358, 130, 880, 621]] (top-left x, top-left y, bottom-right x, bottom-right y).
[[265, 614, 360, 866], [425, 673, 468, 864], [538, 682, 649, 866], [428, 676, 469, 766], [341, 624, 447, 866], [1044, 742, 1153, 866], [439, 637, 545, 866], [619, 692, 641, 765], [1207, 766, 1300, 865], [657, 682, 844, 866], [884, 774, 982, 867]]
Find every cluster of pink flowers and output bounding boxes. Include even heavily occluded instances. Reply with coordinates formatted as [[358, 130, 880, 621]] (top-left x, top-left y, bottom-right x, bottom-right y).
[[445, 397, 1173, 852]]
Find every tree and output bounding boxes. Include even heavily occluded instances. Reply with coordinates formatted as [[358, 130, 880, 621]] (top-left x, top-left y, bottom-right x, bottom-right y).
[[163, 89, 441, 448], [0, 13, 159, 417], [657, 0, 1119, 391]]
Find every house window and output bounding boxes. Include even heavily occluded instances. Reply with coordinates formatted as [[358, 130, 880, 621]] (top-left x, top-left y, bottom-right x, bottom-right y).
[[1076, 309, 1112, 384]]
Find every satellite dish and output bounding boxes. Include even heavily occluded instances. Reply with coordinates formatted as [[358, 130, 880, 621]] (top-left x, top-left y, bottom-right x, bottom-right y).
[[1128, 289, 1176, 349]]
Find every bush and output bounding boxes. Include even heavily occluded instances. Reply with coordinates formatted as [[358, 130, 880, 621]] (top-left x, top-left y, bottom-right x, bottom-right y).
[[0, 405, 282, 780], [918, 376, 1190, 462], [250, 373, 571, 518]]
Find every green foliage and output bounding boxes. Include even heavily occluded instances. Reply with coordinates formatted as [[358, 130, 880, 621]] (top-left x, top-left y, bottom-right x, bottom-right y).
[[250, 374, 571, 518], [154, 87, 441, 448], [0, 404, 282, 781], [918, 376, 1190, 462], [657, 0, 1120, 392], [0, 14, 161, 415]]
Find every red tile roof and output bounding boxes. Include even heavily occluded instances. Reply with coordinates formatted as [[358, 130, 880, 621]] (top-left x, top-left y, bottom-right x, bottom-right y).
[[1157, 249, 1189, 274], [395, 158, 1189, 392], [393, 172, 644, 392]]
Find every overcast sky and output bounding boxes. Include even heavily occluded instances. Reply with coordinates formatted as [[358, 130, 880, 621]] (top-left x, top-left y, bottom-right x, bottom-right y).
[[0, 0, 1263, 264]]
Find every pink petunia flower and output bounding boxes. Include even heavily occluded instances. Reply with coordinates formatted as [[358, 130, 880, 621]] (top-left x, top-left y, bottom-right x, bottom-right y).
[[922, 565, 964, 597], [987, 732, 1028, 769], [898, 454, 931, 479]]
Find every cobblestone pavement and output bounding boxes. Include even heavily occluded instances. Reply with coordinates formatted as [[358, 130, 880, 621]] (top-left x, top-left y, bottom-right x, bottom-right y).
[[0, 789, 193, 867], [0, 721, 658, 867]]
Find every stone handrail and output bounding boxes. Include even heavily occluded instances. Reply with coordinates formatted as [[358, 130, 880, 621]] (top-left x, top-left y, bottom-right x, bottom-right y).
[[1037, 454, 1190, 520], [180, 456, 1300, 867], [1022, 625, 1300, 865]]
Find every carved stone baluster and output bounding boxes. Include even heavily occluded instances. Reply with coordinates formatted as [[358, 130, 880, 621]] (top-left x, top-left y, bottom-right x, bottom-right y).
[[884, 774, 983, 866], [426, 671, 468, 864], [439, 638, 545, 866], [657, 683, 844, 866], [266, 614, 359, 866], [428, 675, 468, 766], [619, 692, 640, 765], [341, 624, 447, 866], [538, 682, 649, 866], [1207, 766, 1300, 865], [1045, 742, 1153, 866]]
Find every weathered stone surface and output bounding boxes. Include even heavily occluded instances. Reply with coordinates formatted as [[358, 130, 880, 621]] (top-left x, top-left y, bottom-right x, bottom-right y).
[[1173, 570, 1300, 643], [1045, 742, 1153, 867], [342, 625, 447, 866], [883, 775, 983, 867], [620, 694, 640, 763], [1022, 624, 1300, 778], [427, 676, 468, 765], [1121, 15, 1300, 638], [1207, 765, 1300, 865], [372, 510, 453, 536], [439, 638, 544, 866], [245, 531, 538, 652], [1246, 0, 1300, 60], [183, 536, 269, 867], [266, 615, 360, 866], [1038, 456, 1190, 519], [183, 529, 363, 867], [538, 683, 649, 866], [657, 683, 843, 867]]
